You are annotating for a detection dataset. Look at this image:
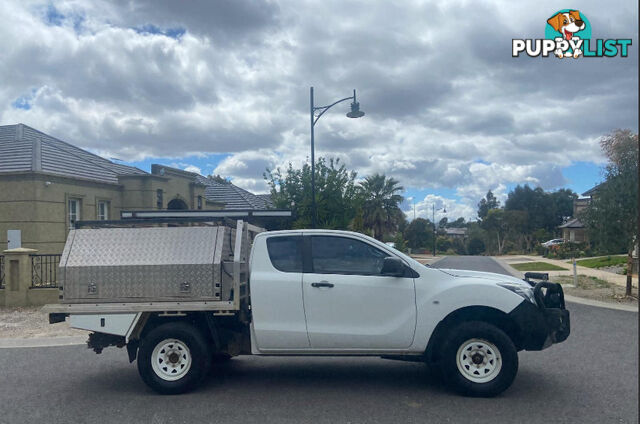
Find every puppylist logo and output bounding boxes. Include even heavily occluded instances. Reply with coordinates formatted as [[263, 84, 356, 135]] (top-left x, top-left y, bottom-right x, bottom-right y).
[[513, 9, 632, 58]]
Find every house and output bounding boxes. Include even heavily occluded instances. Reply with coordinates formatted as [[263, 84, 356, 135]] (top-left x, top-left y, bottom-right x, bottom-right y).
[[193, 174, 272, 210], [444, 227, 467, 240], [558, 197, 590, 242], [0, 124, 271, 254]]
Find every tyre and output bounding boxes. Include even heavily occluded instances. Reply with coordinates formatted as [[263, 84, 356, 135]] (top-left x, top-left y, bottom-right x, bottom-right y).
[[439, 321, 518, 397], [137, 322, 211, 395]]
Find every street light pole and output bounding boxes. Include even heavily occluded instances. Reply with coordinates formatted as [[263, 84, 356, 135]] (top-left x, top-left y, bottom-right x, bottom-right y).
[[309, 87, 364, 228], [432, 203, 446, 257], [310, 87, 316, 229], [432, 204, 436, 257]]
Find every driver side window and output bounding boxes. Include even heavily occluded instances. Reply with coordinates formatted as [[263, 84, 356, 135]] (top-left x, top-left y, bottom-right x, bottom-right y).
[[310, 236, 389, 275]]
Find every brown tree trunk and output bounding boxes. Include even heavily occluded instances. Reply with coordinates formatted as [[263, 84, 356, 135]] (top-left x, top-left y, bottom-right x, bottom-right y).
[[626, 250, 634, 297]]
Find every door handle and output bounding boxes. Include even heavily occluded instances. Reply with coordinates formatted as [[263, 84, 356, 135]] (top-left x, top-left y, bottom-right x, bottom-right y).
[[311, 281, 334, 288]]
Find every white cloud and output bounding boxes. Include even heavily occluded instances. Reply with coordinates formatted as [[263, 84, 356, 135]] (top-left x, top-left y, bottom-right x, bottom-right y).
[[0, 0, 636, 216], [405, 194, 476, 222], [183, 165, 202, 174]]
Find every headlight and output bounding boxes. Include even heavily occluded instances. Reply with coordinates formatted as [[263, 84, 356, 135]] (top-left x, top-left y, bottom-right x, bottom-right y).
[[497, 282, 536, 304]]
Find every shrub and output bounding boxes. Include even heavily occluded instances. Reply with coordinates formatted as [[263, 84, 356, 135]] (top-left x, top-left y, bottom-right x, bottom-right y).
[[393, 233, 407, 253], [547, 242, 589, 259], [436, 236, 451, 253], [467, 237, 486, 255], [534, 245, 547, 256]]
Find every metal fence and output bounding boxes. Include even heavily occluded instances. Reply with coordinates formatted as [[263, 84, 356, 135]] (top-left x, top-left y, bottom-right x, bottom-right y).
[[31, 254, 61, 288], [0, 255, 4, 289]]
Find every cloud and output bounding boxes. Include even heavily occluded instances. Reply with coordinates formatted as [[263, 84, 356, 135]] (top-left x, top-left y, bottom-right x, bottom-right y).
[[405, 194, 477, 222], [183, 165, 202, 174], [0, 0, 637, 217]]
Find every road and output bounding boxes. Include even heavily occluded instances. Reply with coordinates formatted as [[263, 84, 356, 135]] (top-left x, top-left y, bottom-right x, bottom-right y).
[[0, 256, 637, 424]]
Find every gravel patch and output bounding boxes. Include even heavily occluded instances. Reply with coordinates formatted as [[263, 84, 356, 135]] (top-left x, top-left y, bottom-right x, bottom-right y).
[[0, 307, 86, 339], [556, 275, 638, 305], [598, 265, 626, 275]]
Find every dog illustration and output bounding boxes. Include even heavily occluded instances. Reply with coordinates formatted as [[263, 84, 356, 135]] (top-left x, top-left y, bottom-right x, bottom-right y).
[[547, 10, 586, 58]]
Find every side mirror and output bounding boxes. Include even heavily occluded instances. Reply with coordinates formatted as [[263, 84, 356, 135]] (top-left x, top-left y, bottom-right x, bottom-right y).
[[381, 257, 405, 277]]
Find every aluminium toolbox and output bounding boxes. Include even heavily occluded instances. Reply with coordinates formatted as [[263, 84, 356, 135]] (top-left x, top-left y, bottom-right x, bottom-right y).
[[58, 226, 240, 303]]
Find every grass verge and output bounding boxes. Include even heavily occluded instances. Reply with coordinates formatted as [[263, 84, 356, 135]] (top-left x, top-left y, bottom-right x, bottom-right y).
[[511, 262, 568, 271], [576, 255, 627, 269]]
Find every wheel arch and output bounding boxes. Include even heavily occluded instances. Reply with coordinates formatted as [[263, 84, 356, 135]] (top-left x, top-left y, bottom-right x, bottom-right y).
[[126, 312, 221, 362], [424, 305, 522, 364]]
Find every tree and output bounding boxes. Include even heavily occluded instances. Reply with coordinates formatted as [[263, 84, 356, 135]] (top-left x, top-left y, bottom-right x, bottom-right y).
[[447, 217, 466, 228], [466, 222, 489, 255], [503, 185, 578, 251], [477, 190, 500, 220], [264, 157, 360, 229], [505, 185, 577, 232], [467, 237, 486, 255], [359, 174, 404, 240], [481, 209, 508, 254], [505, 185, 553, 231], [504, 209, 530, 251], [550, 189, 578, 224], [393, 232, 407, 253], [582, 130, 639, 296], [403, 217, 433, 251]]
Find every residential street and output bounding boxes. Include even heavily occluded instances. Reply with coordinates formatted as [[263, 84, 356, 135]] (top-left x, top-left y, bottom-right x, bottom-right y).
[[0, 256, 637, 424]]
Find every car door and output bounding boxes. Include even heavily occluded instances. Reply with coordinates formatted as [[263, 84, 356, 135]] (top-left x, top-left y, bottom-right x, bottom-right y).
[[302, 235, 417, 350], [250, 235, 310, 350]]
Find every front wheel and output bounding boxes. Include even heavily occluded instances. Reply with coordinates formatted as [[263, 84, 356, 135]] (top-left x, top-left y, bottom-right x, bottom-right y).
[[439, 321, 518, 397], [137, 322, 211, 394]]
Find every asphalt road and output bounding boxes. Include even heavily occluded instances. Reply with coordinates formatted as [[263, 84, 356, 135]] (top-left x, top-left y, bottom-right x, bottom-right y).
[[1, 256, 637, 424]]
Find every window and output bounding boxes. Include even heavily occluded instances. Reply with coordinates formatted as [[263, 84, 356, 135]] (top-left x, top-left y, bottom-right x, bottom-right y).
[[97, 201, 109, 220], [311, 236, 389, 275], [156, 189, 163, 209], [266, 236, 303, 273], [197, 196, 203, 210], [68, 198, 80, 228]]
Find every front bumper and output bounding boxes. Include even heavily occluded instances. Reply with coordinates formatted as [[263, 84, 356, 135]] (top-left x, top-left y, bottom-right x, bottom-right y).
[[508, 282, 570, 351]]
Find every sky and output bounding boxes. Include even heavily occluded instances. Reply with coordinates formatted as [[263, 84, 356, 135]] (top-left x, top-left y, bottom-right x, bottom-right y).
[[0, 0, 637, 221]]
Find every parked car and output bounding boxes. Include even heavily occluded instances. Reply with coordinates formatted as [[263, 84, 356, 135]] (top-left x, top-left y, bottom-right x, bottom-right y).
[[45, 220, 570, 397], [542, 238, 565, 248]]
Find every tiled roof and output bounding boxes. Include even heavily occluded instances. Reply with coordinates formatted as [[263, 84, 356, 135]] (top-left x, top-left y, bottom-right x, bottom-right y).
[[256, 194, 274, 207], [582, 183, 604, 197], [0, 124, 147, 184], [558, 218, 584, 229], [444, 227, 467, 236], [194, 174, 271, 210]]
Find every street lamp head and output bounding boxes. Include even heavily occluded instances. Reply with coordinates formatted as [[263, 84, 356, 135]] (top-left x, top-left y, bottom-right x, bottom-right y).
[[346, 101, 365, 118]]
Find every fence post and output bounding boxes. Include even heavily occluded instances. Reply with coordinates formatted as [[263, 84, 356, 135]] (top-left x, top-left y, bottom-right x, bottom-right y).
[[2, 248, 38, 307]]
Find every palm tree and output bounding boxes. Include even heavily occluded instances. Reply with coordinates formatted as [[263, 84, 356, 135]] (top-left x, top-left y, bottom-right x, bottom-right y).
[[359, 174, 404, 240]]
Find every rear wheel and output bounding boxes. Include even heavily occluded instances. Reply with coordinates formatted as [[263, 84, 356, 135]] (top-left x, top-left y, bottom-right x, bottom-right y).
[[137, 322, 211, 394], [439, 321, 518, 397]]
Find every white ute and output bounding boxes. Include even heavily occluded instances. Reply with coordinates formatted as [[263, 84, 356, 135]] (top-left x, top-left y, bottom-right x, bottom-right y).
[[44, 220, 570, 397]]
